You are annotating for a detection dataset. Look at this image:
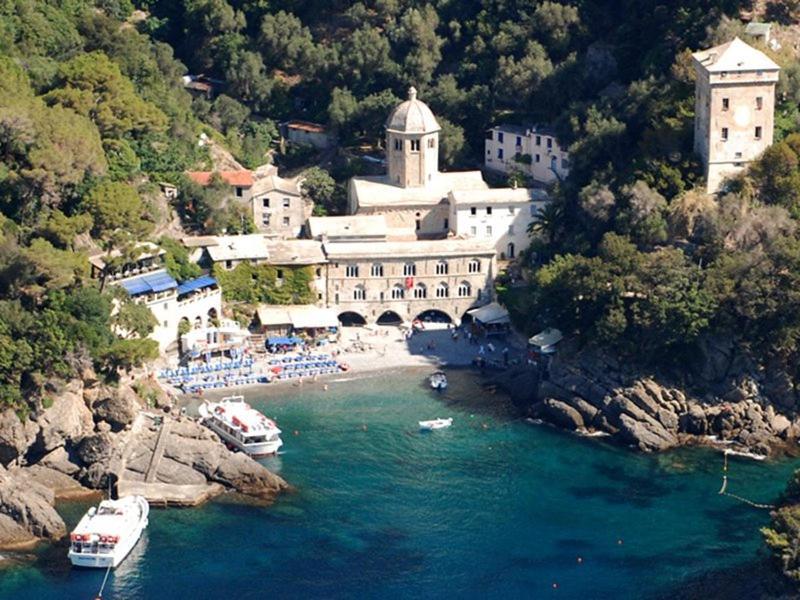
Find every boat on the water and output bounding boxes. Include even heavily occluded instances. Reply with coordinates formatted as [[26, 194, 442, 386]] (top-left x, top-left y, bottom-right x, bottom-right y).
[[68, 495, 149, 568], [199, 395, 283, 456], [419, 417, 453, 431], [429, 371, 447, 390]]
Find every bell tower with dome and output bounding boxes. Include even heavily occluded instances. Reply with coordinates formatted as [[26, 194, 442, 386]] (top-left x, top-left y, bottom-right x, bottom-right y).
[[692, 38, 779, 193], [385, 86, 441, 188]]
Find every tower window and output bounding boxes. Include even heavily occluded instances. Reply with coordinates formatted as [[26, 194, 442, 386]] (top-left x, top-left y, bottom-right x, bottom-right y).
[[498, 132, 504, 143], [535, 154, 540, 163], [755, 126, 762, 140], [497, 148, 504, 159], [410, 139, 420, 151], [756, 97, 763, 110], [486, 206, 492, 215], [721, 127, 728, 141], [722, 98, 729, 110], [428, 138, 435, 148], [345, 265, 359, 278], [547, 138, 553, 149], [394, 139, 401, 151], [470, 206, 476, 215], [535, 135, 541, 146]]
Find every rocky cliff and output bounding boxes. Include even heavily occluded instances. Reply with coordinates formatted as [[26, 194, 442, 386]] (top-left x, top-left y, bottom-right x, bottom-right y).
[[523, 344, 800, 455], [0, 373, 288, 549]]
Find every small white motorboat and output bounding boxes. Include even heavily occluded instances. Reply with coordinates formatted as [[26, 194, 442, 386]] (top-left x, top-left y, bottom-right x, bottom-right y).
[[68, 495, 149, 568], [419, 417, 453, 431], [429, 371, 447, 390]]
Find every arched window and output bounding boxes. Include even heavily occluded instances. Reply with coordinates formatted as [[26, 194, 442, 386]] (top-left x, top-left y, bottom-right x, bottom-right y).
[[435, 260, 448, 275], [353, 285, 366, 301], [413, 283, 427, 299], [428, 138, 436, 148], [403, 263, 416, 276], [458, 281, 472, 297], [371, 263, 384, 277], [345, 264, 359, 277], [391, 285, 405, 300], [435, 282, 449, 298], [468, 259, 481, 274]]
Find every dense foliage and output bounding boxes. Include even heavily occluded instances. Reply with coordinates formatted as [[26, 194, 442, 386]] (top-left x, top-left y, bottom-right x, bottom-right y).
[[214, 263, 317, 304]]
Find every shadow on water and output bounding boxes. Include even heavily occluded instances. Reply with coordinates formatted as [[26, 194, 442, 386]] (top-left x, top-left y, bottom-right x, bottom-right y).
[[568, 461, 677, 508], [648, 557, 796, 600]]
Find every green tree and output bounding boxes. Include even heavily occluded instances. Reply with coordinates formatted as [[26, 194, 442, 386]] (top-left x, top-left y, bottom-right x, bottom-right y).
[[82, 180, 152, 238], [300, 167, 335, 208], [44, 51, 168, 137]]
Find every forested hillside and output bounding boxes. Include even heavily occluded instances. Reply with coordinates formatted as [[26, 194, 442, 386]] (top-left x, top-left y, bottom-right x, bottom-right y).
[[3, 0, 800, 412]]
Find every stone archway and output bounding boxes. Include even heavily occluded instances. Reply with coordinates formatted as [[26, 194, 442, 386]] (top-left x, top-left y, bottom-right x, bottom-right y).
[[414, 309, 452, 324], [376, 310, 403, 326], [338, 311, 367, 327]]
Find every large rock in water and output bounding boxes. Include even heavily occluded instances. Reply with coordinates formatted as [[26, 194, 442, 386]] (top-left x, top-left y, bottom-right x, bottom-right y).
[[0, 410, 39, 467], [149, 417, 288, 500], [0, 467, 66, 547], [537, 399, 584, 430]]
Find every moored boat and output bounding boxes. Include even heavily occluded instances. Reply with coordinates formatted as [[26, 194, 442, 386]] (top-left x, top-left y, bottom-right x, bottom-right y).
[[68, 495, 149, 569], [429, 371, 447, 390], [199, 395, 283, 456], [419, 417, 453, 431]]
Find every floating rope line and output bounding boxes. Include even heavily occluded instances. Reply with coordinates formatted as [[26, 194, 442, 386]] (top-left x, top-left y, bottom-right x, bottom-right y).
[[718, 450, 775, 510], [94, 563, 112, 599]]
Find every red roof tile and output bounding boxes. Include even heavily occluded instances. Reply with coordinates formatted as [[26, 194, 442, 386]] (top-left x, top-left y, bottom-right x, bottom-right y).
[[186, 170, 254, 187]]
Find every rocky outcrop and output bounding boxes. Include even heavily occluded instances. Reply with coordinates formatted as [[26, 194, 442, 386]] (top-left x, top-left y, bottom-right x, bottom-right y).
[[0, 467, 66, 549], [90, 385, 142, 431], [33, 381, 94, 456], [0, 410, 38, 467], [531, 348, 800, 456], [116, 414, 289, 504]]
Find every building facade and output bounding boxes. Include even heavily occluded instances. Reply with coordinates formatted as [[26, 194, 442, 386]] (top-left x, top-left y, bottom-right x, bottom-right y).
[[323, 239, 496, 325], [251, 174, 310, 238], [186, 170, 254, 203], [89, 245, 221, 352], [282, 120, 335, 149], [448, 188, 549, 260], [484, 124, 570, 184], [692, 37, 780, 193]]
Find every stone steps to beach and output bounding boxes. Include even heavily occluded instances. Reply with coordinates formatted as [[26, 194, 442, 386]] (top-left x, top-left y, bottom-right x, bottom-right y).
[[144, 419, 170, 483]]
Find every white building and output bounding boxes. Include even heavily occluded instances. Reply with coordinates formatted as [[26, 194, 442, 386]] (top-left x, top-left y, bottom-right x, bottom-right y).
[[484, 124, 570, 184], [346, 87, 548, 258], [89, 245, 222, 353], [251, 174, 311, 238], [692, 37, 780, 193], [448, 188, 549, 260]]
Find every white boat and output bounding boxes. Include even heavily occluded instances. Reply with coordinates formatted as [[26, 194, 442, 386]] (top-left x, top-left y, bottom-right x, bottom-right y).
[[198, 395, 283, 456], [429, 371, 448, 390], [419, 417, 453, 431], [68, 495, 149, 568]]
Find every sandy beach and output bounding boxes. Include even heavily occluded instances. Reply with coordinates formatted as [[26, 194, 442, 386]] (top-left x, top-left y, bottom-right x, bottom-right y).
[[165, 324, 529, 404]]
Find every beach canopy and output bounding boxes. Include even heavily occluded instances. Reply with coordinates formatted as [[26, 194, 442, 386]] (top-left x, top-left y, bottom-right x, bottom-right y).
[[528, 328, 563, 348], [267, 336, 303, 346], [119, 271, 177, 296], [290, 307, 338, 329], [467, 302, 510, 325], [177, 274, 217, 295]]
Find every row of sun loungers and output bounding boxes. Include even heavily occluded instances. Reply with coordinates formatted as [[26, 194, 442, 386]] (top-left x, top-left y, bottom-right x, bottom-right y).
[[158, 358, 255, 379]]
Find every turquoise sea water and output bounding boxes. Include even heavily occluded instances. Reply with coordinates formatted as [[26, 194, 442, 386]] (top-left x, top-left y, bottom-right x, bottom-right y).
[[0, 369, 796, 599]]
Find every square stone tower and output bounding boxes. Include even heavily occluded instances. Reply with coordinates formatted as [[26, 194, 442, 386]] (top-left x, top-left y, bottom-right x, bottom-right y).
[[692, 37, 780, 193]]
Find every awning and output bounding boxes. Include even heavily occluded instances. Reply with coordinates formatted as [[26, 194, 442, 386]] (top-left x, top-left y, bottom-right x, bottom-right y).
[[177, 274, 217, 295], [257, 306, 292, 327], [119, 271, 177, 296], [267, 336, 303, 346], [467, 302, 510, 325], [290, 307, 339, 329], [529, 328, 563, 348]]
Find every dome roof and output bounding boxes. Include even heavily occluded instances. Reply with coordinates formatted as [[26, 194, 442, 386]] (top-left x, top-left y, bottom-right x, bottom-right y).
[[385, 87, 440, 134]]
